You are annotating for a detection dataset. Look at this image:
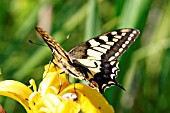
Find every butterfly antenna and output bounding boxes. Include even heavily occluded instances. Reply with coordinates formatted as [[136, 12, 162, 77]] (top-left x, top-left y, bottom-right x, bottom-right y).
[[29, 40, 47, 47], [61, 34, 71, 45]]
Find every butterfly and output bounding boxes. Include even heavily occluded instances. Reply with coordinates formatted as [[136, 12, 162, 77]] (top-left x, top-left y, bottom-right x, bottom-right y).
[[35, 27, 140, 93]]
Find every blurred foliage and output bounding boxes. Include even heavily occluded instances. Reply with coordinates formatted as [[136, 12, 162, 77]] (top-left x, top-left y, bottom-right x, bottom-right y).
[[0, 0, 170, 113]]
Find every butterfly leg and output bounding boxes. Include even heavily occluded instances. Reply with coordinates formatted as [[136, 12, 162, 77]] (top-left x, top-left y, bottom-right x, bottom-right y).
[[43, 60, 53, 78], [57, 79, 62, 94]]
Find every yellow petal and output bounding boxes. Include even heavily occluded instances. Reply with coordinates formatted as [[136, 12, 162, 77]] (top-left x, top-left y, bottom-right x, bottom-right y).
[[0, 80, 33, 112], [60, 83, 114, 113], [57, 99, 80, 113], [28, 92, 43, 112], [29, 92, 80, 113], [39, 63, 70, 96]]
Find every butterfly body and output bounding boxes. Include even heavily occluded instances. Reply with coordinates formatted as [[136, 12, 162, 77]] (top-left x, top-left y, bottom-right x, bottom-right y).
[[35, 27, 140, 93]]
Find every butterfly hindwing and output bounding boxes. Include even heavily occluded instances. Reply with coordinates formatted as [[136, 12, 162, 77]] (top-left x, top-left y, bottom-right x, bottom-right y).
[[69, 28, 140, 92]]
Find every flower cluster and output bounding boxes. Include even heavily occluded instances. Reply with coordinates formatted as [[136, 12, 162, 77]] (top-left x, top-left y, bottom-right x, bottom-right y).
[[0, 63, 114, 113]]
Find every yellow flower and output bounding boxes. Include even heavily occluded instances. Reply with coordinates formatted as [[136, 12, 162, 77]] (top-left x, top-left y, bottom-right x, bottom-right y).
[[0, 63, 114, 113]]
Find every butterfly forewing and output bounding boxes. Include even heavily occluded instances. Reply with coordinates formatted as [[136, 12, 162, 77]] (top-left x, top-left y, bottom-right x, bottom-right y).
[[36, 27, 140, 93], [35, 27, 85, 80], [69, 28, 140, 60], [69, 28, 140, 92]]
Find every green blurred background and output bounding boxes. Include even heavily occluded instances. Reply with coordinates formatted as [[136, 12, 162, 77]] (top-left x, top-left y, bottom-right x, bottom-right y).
[[0, 0, 170, 113]]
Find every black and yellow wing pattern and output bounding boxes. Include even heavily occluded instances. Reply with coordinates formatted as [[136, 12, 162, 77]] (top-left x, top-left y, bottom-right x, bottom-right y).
[[36, 27, 140, 93]]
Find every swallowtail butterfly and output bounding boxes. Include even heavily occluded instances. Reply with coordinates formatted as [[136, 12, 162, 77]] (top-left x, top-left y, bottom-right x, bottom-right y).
[[35, 27, 140, 93]]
